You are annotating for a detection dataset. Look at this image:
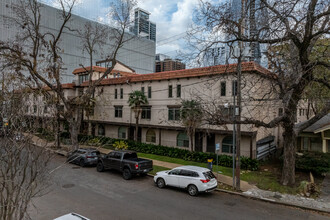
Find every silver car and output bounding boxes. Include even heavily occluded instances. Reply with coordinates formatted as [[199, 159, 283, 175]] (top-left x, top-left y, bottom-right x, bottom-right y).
[[67, 148, 100, 167]]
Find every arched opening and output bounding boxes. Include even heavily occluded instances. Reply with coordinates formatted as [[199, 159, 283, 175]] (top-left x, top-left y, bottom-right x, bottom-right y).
[[222, 136, 233, 153], [146, 129, 156, 143], [118, 126, 126, 139], [177, 132, 189, 148]]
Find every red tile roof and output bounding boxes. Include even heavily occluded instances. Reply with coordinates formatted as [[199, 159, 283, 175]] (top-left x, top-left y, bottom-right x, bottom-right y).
[[79, 62, 274, 87], [72, 66, 137, 77]]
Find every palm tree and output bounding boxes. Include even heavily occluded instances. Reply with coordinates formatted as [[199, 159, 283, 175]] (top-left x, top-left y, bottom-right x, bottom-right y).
[[128, 90, 148, 141], [181, 100, 203, 151]]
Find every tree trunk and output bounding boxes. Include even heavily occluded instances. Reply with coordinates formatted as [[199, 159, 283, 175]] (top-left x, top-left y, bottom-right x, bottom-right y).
[[70, 123, 79, 150], [135, 116, 139, 142], [281, 123, 296, 186]]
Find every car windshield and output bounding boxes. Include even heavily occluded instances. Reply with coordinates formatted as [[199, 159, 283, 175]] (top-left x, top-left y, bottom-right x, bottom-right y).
[[123, 152, 138, 159], [203, 171, 216, 180], [90, 151, 100, 156]]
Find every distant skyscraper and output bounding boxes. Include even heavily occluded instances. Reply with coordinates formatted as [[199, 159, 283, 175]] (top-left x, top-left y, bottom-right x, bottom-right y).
[[130, 8, 156, 42], [204, 0, 268, 68]]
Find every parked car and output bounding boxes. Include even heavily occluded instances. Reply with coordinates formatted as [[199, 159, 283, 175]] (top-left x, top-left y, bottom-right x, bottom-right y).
[[96, 150, 153, 180], [54, 212, 90, 220], [154, 166, 218, 196], [67, 148, 100, 167]]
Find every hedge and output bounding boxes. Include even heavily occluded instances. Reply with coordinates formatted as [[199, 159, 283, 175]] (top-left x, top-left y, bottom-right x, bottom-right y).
[[296, 152, 330, 175], [78, 134, 259, 171]]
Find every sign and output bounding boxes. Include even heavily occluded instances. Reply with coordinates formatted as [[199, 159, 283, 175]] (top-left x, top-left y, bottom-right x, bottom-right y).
[[215, 143, 220, 151]]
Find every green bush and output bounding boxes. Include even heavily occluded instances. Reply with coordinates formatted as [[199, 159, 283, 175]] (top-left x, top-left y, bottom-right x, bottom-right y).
[[60, 131, 70, 139], [77, 134, 259, 171], [296, 152, 330, 175]]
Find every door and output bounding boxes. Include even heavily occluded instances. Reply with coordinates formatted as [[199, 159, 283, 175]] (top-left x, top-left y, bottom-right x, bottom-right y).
[[178, 169, 196, 188], [206, 133, 215, 153], [138, 127, 142, 142], [109, 152, 122, 170], [104, 152, 115, 169], [129, 126, 135, 140], [195, 132, 203, 152], [166, 169, 181, 187]]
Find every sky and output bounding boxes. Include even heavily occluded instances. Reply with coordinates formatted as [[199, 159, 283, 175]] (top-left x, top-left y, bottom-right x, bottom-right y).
[[43, 0, 201, 59]]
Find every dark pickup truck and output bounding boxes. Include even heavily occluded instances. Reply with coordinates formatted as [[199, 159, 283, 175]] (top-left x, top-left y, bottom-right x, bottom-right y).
[[96, 150, 153, 180]]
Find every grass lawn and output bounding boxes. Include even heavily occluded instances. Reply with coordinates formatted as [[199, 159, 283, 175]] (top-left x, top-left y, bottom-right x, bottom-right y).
[[139, 152, 318, 195], [138, 152, 233, 177]]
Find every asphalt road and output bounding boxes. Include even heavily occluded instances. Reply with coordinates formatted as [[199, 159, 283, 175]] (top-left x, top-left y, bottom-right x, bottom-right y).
[[29, 155, 329, 220]]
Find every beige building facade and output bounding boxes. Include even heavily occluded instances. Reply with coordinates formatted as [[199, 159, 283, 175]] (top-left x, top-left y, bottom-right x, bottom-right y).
[[25, 62, 292, 158]]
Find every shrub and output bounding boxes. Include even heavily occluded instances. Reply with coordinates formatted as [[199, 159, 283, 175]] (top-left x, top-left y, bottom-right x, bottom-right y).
[[296, 152, 330, 176], [77, 134, 259, 171], [113, 141, 128, 150]]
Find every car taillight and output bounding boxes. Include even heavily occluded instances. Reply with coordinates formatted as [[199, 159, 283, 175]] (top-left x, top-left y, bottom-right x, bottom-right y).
[[135, 164, 139, 169], [200, 179, 210, 183]]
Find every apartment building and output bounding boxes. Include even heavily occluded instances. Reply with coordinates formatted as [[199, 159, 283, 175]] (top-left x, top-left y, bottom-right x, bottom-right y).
[[24, 62, 293, 158]]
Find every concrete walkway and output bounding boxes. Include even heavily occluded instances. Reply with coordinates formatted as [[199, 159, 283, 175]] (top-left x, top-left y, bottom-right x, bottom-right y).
[[320, 173, 330, 203], [27, 133, 255, 191]]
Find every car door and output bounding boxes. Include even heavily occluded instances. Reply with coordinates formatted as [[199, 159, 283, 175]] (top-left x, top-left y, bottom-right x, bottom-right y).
[[109, 152, 122, 170], [104, 152, 115, 169], [178, 169, 195, 188], [165, 169, 181, 187]]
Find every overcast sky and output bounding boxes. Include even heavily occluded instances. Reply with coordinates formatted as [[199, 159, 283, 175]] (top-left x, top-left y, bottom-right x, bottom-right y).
[[43, 0, 200, 58]]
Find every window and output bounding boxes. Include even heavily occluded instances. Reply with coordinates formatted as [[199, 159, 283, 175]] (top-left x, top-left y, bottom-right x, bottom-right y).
[[222, 136, 233, 153], [148, 86, 152, 99], [146, 129, 156, 143], [118, 126, 126, 139], [44, 106, 48, 114], [98, 124, 105, 136], [33, 105, 37, 113], [141, 87, 145, 94], [218, 105, 234, 119], [177, 84, 181, 98], [168, 85, 173, 98], [169, 169, 181, 175], [115, 106, 123, 118], [26, 106, 29, 113], [141, 106, 151, 119], [168, 107, 181, 120], [120, 88, 123, 99], [177, 132, 189, 147], [279, 108, 283, 116], [232, 80, 237, 96], [79, 74, 89, 84], [180, 170, 198, 177], [115, 89, 118, 99], [221, 81, 226, 96]]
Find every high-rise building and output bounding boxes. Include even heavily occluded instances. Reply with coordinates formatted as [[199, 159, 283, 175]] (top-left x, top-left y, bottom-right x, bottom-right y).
[[0, 0, 156, 82], [155, 54, 186, 72], [130, 8, 156, 42], [204, 0, 268, 68]]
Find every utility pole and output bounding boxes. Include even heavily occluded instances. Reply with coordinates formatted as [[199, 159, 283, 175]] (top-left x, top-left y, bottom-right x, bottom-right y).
[[234, 0, 246, 191]]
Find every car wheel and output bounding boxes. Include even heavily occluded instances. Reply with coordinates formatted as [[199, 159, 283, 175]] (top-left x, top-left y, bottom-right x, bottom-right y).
[[188, 184, 198, 196], [123, 168, 132, 180], [156, 178, 166, 188], [97, 162, 104, 172], [79, 159, 85, 167]]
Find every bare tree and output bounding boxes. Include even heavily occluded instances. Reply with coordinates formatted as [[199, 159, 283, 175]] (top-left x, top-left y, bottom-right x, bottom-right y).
[[0, 70, 51, 220], [0, 0, 137, 150], [187, 0, 330, 185]]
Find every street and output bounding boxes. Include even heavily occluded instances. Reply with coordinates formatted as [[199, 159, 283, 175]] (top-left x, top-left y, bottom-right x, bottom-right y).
[[29, 155, 329, 220]]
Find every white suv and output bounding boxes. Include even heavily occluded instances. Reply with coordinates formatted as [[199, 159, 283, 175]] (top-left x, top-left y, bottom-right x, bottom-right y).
[[154, 166, 217, 196]]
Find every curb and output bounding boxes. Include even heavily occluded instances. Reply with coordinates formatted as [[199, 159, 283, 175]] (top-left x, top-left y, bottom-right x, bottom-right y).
[[34, 141, 329, 216], [148, 173, 330, 216]]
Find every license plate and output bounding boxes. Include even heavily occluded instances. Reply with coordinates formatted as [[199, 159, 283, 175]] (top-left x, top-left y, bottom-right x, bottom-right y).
[[143, 169, 148, 172]]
